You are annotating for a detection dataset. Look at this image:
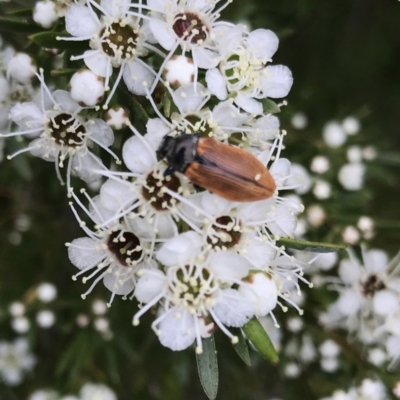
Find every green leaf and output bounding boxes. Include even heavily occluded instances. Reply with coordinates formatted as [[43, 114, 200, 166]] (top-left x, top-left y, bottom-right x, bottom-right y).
[[117, 87, 150, 125], [6, 7, 34, 17], [231, 328, 251, 366], [161, 92, 172, 118], [50, 68, 78, 77], [276, 238, 347, 253], [196, 335, 219, 400], [242, 317, 279, 365], [0, 16, 41, 33], [29, 31, 88, 50], [260, 98, 281, 114]]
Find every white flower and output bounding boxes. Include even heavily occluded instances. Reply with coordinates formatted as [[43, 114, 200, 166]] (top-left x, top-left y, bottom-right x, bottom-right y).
[[7, 53, 37, 84], [310, 155, 330, 174], [28, 389, 61, 400], [33, 0, 59, 29], [37, 282, 57, 302], [319, 339, 340, 358], [67, 189, 155, 304], [322, 121, 346, 148], [291, 112, 308, 130], [9, 302, 25, 317], [79, 383, 117, 400], [0, 338, 36, 386], [358, 379, 386, 400], [286, 164, 312, 194], [62, 0, 156, 106], [347, 146, 363, 163], [69, 69, 105, 107], [132, 231, 276, 352], [36, 310, 56, 328], [96, 124, 194, 243], [313, 180, 331, 200], [327, 248, 400, 338], [11, 317, 30, 334], [105, 106, 129, 130], [342, 116, 360, 135], [145, 0, 232, 91], [206, 27, 293, 113], [338, 163, 365, 191], [164, 55, 197, 87], [342, 226, 360, 245], [3, 73, 117, 190]]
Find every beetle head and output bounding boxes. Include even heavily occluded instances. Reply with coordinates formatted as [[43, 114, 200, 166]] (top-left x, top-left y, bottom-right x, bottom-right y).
[[158, 134, 199, 174]]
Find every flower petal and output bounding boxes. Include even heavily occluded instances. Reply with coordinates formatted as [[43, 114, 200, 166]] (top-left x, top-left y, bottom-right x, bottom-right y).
[[103, 272, 135, 295], [65, 5, 99, 38], [135, 268, 167, 303], [158, 307, 196, 351], [72, 153, 103, 184], [247, 29, 279, 60], [123, 60, 156, 96], [206, 68, 227, 100], [192, 47, 219, 69], [52, 90, 80, 114], [208, 250, 249, 281], [156, 231, 202, 266], [212, 288, 254, 327], [100, 179, 133, 212], [89, 119, 114, 147], [261, 65, 293, 98], [84, 50, 112, 78], [234, 94, 262, 114], [122, 135, 156, 174], [173, 83, 209, 115], [68, 237, 105, 269], [149, 19, 176, 50], [146, 118, 171, 150]]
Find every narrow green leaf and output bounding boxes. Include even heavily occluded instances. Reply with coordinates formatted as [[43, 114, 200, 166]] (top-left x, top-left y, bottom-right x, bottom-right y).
[[117, 87, 150, 125], [243, 317, 279, 365], [30, 31, 88, 50], [260, 98, 281, 114], [0, 16, 41, 33], [196, 336, 219, 400], [6, 7, 34, 17], [276, 238, 347, 253], [161, 92, 172, 118], [231, 328, 251, 366], [50, 68, 78, 77]]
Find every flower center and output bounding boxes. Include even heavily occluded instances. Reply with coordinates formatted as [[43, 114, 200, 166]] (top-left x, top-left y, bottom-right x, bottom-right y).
[[169, 266, 218, 313], [107, 230, 142, 267], [207, 216, 241, 249], [362, 274, 385, 297], [221, 51, 264, 91], [47, 113, 85, 147], [176, 114, 215, 138], [172, 12, 208, 44], [100, 20, 139, 61], [141, 170, 181, 211]]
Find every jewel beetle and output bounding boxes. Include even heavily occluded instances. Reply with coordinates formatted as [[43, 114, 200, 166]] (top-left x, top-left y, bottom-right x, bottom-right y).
[[157, 134, 276, 202]]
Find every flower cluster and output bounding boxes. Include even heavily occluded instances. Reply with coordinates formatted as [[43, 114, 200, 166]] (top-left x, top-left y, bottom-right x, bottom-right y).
[[0, 338, 36, 386], [320, 248, 400, 368], [0, 0, 311, 354], [29, 383, 117, 400]]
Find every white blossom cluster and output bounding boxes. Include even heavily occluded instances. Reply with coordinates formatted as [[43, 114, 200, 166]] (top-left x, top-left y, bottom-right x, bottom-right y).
[[320, 248, 400, 369], [320, 378, 387, 400], [0, 338, 36, 386], [0, 0, 315, 355], [29, 383, 117, 400]]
